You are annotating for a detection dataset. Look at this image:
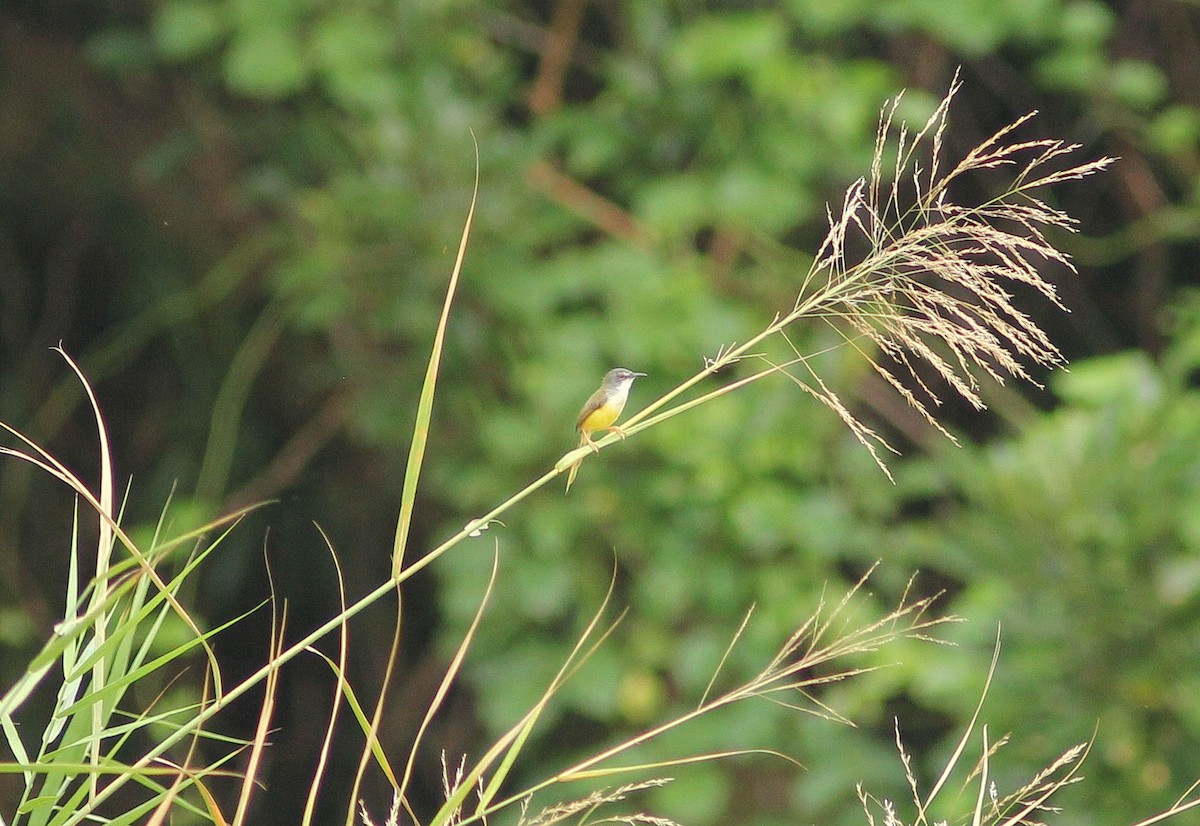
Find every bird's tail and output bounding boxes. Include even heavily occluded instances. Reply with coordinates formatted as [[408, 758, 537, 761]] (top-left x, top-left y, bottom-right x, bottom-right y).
[[565, 432, 586, 492]]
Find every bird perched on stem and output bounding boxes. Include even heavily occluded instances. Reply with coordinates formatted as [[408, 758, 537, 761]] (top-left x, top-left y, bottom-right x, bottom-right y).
[[565, 368, 645, 492]]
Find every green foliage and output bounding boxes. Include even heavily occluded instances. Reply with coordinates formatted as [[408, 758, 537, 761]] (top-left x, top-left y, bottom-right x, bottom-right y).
[[884, 299, 1200, 815], [5, 0, 1200, 823], [152, 0, 225, 61], [0, 490, 249, 823]]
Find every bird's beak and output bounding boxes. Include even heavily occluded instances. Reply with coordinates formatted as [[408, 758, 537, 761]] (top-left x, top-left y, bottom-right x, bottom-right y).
[[632, 371, 647, 377]]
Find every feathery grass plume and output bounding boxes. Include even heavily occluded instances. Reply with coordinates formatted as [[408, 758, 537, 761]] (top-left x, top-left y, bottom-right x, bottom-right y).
[[360, 791, 403, 826], [782, 70, 1115, 471], [613, 72, 1114, 482], [518, 779, 678, 826], [446, 567, 958, 826], [855, 636, 1100, 826], [857, 726, 1088, 826]]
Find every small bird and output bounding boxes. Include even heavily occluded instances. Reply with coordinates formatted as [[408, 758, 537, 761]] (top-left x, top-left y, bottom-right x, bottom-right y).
[[565, 367, 646, 491]]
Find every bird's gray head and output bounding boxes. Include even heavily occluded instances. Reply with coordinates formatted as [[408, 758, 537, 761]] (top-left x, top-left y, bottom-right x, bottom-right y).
[[603, 367, 647, 389]]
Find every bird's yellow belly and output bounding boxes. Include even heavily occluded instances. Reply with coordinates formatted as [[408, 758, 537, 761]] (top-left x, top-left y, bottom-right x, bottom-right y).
[[580, 401, 621, 434]]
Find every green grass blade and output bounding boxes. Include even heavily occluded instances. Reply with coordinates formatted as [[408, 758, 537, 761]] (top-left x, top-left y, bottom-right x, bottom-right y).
[[309, 647, 400, 792], [55, 608, 253, 722], [2, 714, 31, 785], [392, 134, 479, 576], [43, 502, 84, 749], [62, 540, 232, 687]]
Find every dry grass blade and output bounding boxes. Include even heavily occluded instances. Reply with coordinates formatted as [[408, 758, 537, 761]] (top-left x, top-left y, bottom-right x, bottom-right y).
[[1130, 783, 1200, 826], [302, 526, 351, 826], [234, 588, 285, 823], [398, 548, 501, 815]]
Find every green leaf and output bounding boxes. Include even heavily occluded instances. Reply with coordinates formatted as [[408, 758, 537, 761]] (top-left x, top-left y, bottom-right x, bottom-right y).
[[311, 12, 397, 110], [1052, 351, 1160, 408], [649, 763, 732, 823], [311, 13, 391, 73], [784, 0, 874, 36], [670, 12, 787, 80], [1147, 106, 1200, 156], [636, 173, 713, 236], [1109, 60, 1169, 110], [152, 0, 225, 61], [1058, 0, 1116, 45], [226, 0, 307, 30], [1036, 47, 1109, 93], [222, 28, 309, 99], [713, 163, 807, 232]]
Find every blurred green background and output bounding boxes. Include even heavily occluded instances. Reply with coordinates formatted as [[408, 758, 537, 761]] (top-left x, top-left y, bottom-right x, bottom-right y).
[[2, 0, 1199, 823]]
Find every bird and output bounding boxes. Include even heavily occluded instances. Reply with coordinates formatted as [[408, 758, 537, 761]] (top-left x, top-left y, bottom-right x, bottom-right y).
[[565, 367, 646, 491]]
